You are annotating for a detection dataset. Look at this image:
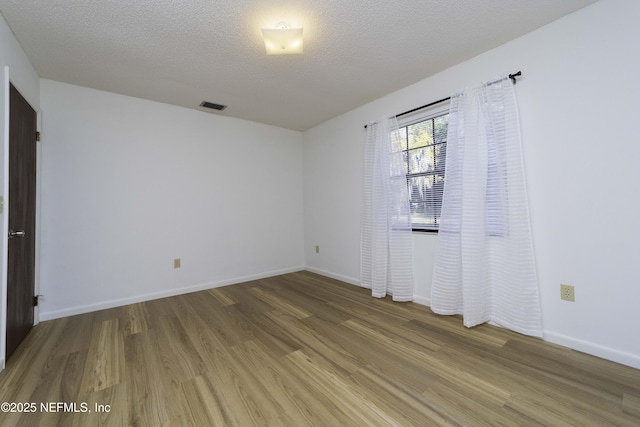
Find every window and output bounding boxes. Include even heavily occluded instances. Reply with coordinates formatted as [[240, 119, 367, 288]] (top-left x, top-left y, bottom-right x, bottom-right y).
[[393, 110, 449, 231]]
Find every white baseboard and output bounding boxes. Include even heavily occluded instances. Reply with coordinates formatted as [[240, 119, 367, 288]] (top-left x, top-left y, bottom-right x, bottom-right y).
[[39, 266, 305, 321], [304, 267, 640, 370], [34, 266, 640, 370], [543, 330, 640, 370], [304, 266, 361, 287], [305, 266, 432, 307], [412, 295, 431, 307]]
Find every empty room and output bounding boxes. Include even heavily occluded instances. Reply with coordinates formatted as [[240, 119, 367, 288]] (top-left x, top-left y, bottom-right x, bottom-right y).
[[0, 0, 639, 425]]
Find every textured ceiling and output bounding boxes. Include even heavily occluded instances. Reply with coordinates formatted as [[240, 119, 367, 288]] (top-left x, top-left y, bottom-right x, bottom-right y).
[[0, 0, 598, 131]]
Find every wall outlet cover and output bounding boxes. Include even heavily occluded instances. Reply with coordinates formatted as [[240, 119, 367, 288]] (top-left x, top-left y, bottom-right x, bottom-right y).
[[560, 284, 575, 302]]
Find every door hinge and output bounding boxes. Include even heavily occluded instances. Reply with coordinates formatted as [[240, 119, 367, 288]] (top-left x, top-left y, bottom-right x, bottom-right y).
[[33, 295, 41, 307], [36, 131, 41, 142]]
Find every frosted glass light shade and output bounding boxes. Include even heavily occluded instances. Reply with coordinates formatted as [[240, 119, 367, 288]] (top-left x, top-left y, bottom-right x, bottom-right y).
[[261, 27, 303, 55]]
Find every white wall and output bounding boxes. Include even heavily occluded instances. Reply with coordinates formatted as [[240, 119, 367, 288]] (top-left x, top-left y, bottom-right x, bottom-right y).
[[0, 13, 41, 368], [39, 79, 304, 320], [303, 0, 640, 369]]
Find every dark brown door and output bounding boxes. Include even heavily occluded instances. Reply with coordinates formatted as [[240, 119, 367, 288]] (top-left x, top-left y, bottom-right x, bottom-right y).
[[6, 83, 37, 359]]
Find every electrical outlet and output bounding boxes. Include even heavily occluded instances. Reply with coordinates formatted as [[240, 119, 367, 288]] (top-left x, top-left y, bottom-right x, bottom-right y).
[[174, 258, 181, 269], [315, 245, 319, 254], [560, 284, 574, 302]]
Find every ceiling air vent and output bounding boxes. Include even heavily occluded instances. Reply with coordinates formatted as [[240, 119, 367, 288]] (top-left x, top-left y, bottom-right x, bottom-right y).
[[199, 101, 227, 111]]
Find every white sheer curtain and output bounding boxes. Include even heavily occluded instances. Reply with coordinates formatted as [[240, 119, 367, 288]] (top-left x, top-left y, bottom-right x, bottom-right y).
[[361, 116, 414, 301], [431, 76, 542, 337]]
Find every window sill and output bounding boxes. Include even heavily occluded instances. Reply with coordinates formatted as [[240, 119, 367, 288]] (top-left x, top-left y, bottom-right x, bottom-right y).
[[412, 228, 438, 234]]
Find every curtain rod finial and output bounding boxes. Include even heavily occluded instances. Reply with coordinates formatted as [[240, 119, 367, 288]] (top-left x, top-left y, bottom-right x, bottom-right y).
[[509, 71, 522, 84]]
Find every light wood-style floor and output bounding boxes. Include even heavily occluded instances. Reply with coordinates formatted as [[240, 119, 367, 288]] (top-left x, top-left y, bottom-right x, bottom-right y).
[[1, 271, 639, 426]]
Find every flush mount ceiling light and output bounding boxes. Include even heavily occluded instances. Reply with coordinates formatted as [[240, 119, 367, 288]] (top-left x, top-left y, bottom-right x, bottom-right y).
[[261, 22, 303, 55]]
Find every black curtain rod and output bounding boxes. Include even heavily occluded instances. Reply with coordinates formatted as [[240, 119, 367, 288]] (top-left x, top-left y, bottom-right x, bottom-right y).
[[364, 71, 522, 129]]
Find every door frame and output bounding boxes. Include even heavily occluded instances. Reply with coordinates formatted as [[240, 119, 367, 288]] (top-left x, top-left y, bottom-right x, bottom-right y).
[[0, 67, 42, 370]]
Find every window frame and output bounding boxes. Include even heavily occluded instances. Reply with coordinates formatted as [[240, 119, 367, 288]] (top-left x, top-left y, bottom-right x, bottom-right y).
[[396, 103, 450, 233]]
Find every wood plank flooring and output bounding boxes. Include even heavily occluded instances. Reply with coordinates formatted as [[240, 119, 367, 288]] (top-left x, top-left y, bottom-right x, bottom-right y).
[[1, 271, 639, 426]]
